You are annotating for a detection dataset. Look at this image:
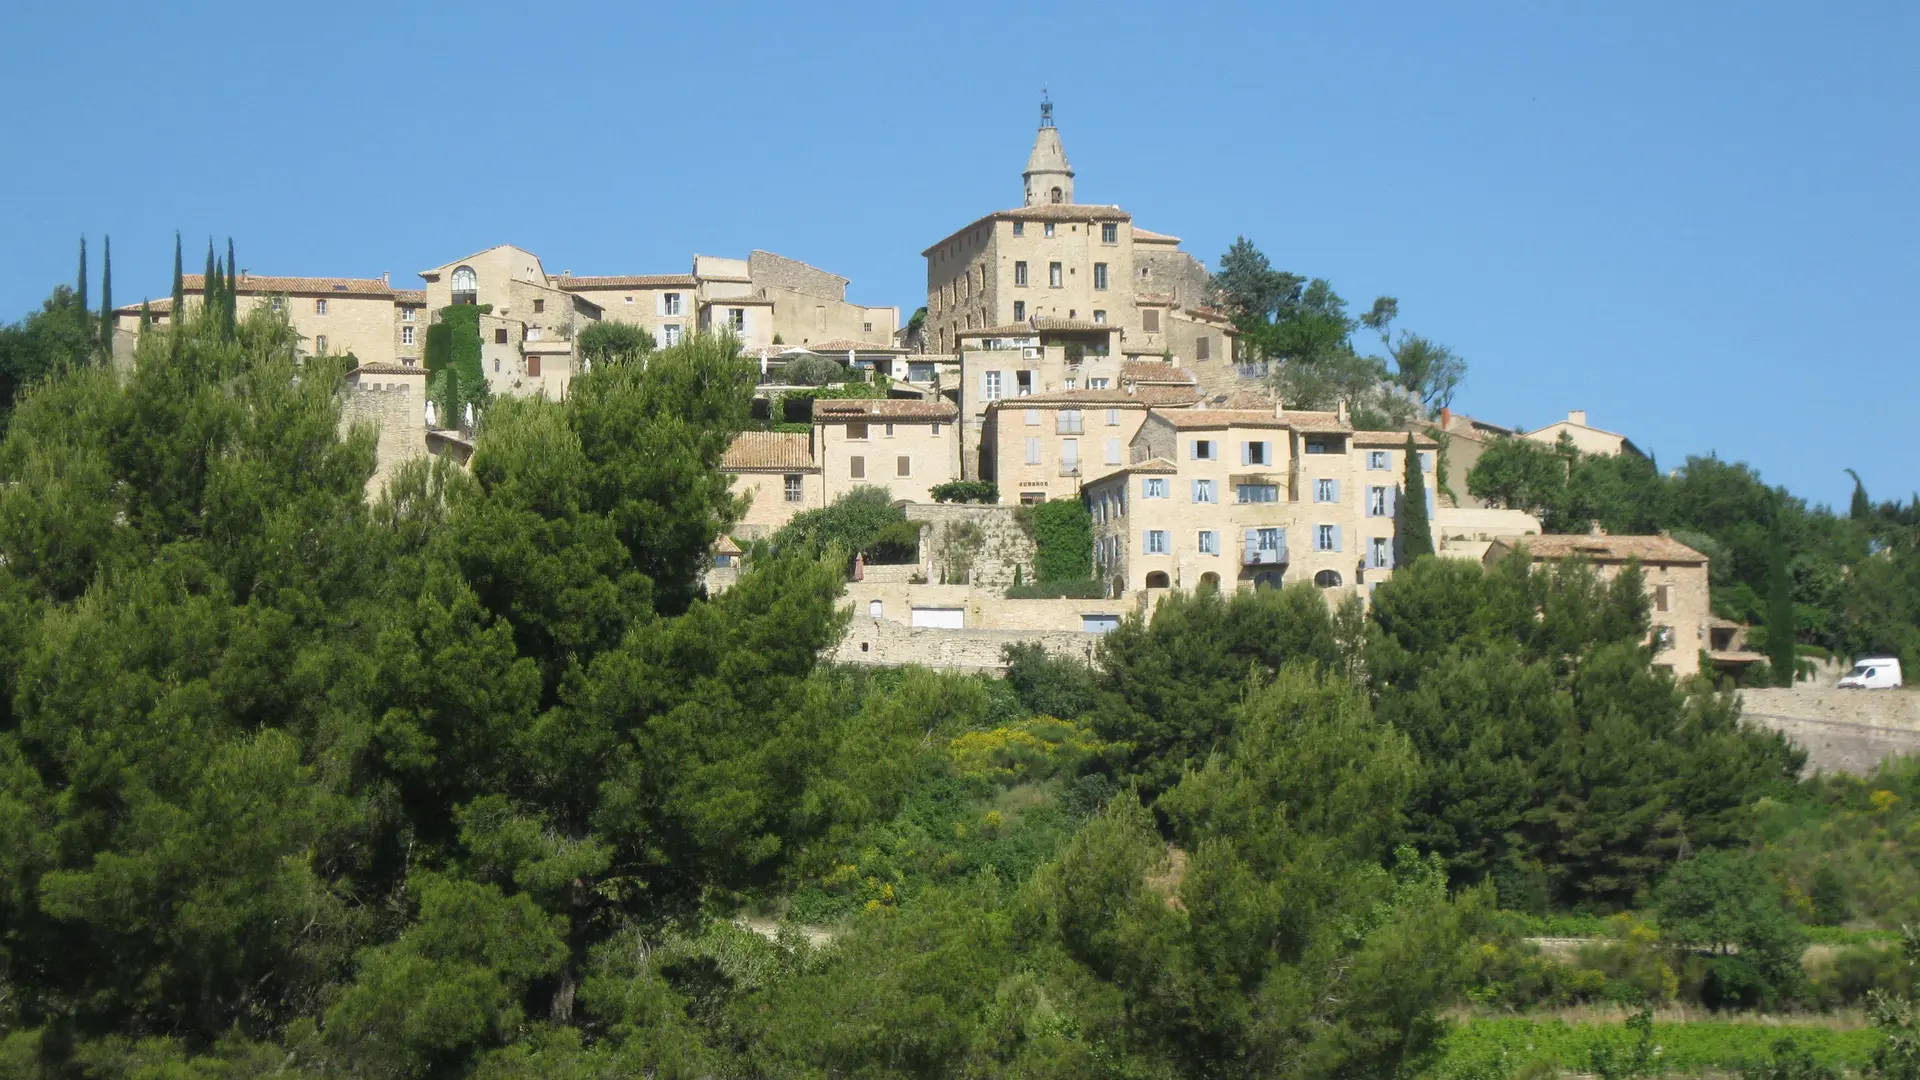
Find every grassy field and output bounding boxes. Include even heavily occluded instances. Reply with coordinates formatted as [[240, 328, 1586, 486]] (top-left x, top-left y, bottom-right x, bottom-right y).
[[1436, 1012, 1882, 1078]]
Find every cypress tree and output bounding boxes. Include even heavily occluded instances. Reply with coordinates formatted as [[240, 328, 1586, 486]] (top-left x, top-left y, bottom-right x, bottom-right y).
[[1847, 468, 1870, 521], [205, 241, 218, 325], [1765, 506, 1797, 686], [1399, 433, 1434, 560], [225, 238, 238, 333], [99, 236, 112, 355], [76, 236, 88, 313], [140, 299, 152, 330], [171, 232, 185, 314]]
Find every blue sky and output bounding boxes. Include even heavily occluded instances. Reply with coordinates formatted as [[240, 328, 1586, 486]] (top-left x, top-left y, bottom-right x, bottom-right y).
[[2, 2, 1913, 508]]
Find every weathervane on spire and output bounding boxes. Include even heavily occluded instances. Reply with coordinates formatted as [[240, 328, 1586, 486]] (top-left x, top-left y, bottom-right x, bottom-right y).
[[1040, 88, 1054, 128]]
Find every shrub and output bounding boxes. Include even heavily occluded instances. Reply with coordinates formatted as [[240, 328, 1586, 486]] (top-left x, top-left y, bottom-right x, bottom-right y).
[[930, 480, 998, 504], [1004, 579, 1107, 600], [1017, 498, 1093, 582]]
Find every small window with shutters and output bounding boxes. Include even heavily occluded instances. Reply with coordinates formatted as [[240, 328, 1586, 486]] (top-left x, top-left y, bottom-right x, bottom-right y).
[[897, 456, 911, 477], [526, 355, 542, 377], [1196, 336, 1211, 360], [494, 328, 508, 344], [1143, 309, 1160, 333], [849, 456, 865, 479]]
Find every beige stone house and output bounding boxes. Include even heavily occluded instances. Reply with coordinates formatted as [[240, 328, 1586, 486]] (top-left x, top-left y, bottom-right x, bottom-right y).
[[1434, 407, 1520, 508], [811, 398, 960, 506], [114, 273, 424, 369], [1083, 405, 1438, 599], [1483, 530, 1709, 677], [984, 390, 1157, 505], [338, 363, 429, 496], [722, 430, 825, 539], [1522, 409, 1644, 458], [921, 101, 1225, 370]]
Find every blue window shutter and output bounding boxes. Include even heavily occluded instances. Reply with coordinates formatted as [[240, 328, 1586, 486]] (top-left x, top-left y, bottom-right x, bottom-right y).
[[1387, 539, 1397, 569], [1330, 479, 1340, 503], [1389, 485, 1399, 517], [1427, 487, 1436, 518], [1142, 530, 1151, 552], [1333, 525, 1343, 552], [1243, 528, 1258, 550], [1421, 452, 1433, 474], [1240, 441, 1250, 465]]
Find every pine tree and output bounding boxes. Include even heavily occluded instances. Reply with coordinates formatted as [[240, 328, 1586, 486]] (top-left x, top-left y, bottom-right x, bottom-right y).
[[170, 232, 185, 315], [76, 236, 88, 313], [1765, 506, 1797, 686], [1847, 468, 1871, 521], [98, 236, 112, 355], [1399, 433, 1434, 561]]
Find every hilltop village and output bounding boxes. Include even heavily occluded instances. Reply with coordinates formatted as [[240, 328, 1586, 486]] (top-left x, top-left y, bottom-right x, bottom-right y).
[[106, 104, 1749, 680]]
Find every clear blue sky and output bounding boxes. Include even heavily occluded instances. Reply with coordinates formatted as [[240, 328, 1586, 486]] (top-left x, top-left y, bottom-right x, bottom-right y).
[[2, 2, 1913, 508]]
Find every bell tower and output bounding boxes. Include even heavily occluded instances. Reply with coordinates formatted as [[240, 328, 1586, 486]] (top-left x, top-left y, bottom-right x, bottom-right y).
[[1022, 91, 1075, 207]]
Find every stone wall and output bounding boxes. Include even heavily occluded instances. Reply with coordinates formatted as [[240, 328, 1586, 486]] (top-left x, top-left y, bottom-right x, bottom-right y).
[[909, 503, 1036, 589], [1135, 247, 1213, 309], [749, 250, 847, 302], [1739, 689, 1920, 776], [831, 617, 1104, 673], [338, 384, 425, 497]]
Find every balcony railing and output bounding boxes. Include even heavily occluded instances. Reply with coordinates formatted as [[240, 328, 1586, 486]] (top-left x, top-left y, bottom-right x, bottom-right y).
[[1059, 461, 1081, 476], [1243, 544, 1288, 566]]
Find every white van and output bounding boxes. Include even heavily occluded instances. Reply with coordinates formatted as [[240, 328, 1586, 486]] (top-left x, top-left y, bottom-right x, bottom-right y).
[[1838, 658, 1904, 690]]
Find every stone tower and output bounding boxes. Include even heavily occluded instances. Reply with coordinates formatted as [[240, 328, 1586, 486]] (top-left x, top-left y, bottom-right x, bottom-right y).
[[1022, 93, 1075, 207]]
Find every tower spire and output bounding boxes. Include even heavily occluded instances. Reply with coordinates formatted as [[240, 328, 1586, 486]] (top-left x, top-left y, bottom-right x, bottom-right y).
[[1023, 94, 1074, 206], [1040, 88, 1054, 128]]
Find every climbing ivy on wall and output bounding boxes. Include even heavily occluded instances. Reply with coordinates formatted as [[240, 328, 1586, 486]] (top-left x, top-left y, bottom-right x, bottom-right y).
[[425, 303, 491, 421], [1018, 498, 1095, 583]]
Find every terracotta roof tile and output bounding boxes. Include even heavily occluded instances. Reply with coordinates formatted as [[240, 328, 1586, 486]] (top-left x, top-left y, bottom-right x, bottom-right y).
[[1178, 305, 1236, 326], [113, 298, 173, 314], [1085, 457, 1179, 482], [1287, 411, 1352, 434], [958, 324, 1042, 338], [1121, 361, 1194, 384], [1149, 408, 1290, 430], [1136, 386, 1201, 406], [1130, 227, 1182, 243], [394, 289, 427, 304], [1497, 534, 1708, 564], [191, 274, 395, 297], [1351, 429, 1438, 447], [350, 363, 427, 376], [713, 535, 743, 555], [722, 431, 816, 471], [813, 398, 958, 421], [989, 389, 1152, 408], [799, 338, 908, 353], [700, 295, 774, 306], [557, 275, 698, 290]]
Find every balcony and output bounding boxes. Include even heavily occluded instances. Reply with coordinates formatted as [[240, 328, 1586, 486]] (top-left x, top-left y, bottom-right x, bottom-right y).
[[1243, 543, 1288, 566], [1059, 461, 1081, 477]]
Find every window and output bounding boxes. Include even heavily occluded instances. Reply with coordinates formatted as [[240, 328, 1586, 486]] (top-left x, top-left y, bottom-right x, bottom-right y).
[[1106, 408, 1120, 426], [525, 326, 541, 341], [1048, 262, 1062, 288], [314, 334, 328, 353], [1057, 409, 1083, 434], [402, 305, 417, 322], [1314, 478, 1338, 503], [662, 293, 682, 315], [1144, 529, 1168, 554], [1105, 437, 1122, 464], [1243, 440, 1270, 465], [1654, 584, 1671, 612], [269, 296, 283, 313], [849, 456, 865, 479], [1102, 222, 1118, 243], [784, 474, 804, 502], [1093, 309, 1106, 324], [1236, 483, 1279, 503], [1013, 300, 1025, 321], [1198, 530, 1218, 554], [847, 422, 869, 440], [897, 455, 911, 477], [1091, 377, 1110, 389], [1025, 409, 1039, 426], [1017, 371, 1033, 396], [1420, 452, 1433, 473], [1196, 336, 1211, 361], [533, 298, 545, 314], [662, 324, 681, 346], [1654, 625, 1675, 648], [983, 371, 1002, 400], [402, 325, 415, 345], [1061, 438, 1079, 472], [1369, 536, 1392, 569], [1093, 263, 1108, 289], [1143, 308, 1160, 333], [1305, 440, 1328, 454], [1315, 525, 1339, 552], [728, 308, 746, 331], [495, 328, 509, 344], [884, 422, 896, 437], [1314, 570, 1343, 588], [932, 423, 941, 436], [1026, 437, 1041, 465], [1143, 477, 1168, 499], [1192, 439, 1215, 460], [314, 298, 328, 315], [1064, 377, 1077, 390], [863, 321, 873, 334], [1044, 222, 1055, 238], [1192, 479, 1216, 503], [624, 296, 634, 304], [1012, 221, 1024, 236], [526, 355, 542, 377], [1368, 450, 1390, 470], [451, 265, 477, 303], [1014, 261, 1028, 286], [1367, 486, 1391, 517]]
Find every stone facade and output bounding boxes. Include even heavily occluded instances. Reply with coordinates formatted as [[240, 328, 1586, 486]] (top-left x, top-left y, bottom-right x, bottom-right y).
[[908, 503, 1037, 590], [1522, 409, 1644, 458], [1484, 531, 1710, 677], [1434, 506, 1543, 562], [338, 364, 429, 496], [115, 274, 422, 369], [984, 390, 1155, 504], [832, 618, 1105, 673], [814, 399, 960, 506]]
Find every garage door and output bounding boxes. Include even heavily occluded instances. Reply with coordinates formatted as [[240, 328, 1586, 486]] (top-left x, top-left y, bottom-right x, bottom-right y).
[[1082, 614, 1121, 633], [910, 607, 965, 629]]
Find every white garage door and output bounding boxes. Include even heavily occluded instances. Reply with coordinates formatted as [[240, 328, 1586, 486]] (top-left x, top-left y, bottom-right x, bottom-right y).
[[910, 607, 965, 629], [1081, 614, 1121, 633]]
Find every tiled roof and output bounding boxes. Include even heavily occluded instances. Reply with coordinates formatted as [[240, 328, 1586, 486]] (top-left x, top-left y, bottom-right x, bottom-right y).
[[1499, 533, 1708, 564], [800, 338, 908, 353], [189, 274, 394, 297], [1179, 305, 1236, 326], [1351, 429, 1438, 447], [557, 275, 697, 289], [350, 363, 427, 376], [394, 289, 427, 304], [1086, 457, 1179, 481], [113, 298, 173, 314], [1213, 389, 1273, 409], [1134, 292, 1174, 305], [990, 389, 1151, 407], [1121, 361, 1194, 384], [958, 324, 1041, 338], [1288, 411, 1353, 434], [722, 431, 816, 471], [1030, 317, 1111, 332], [713, 535, 743, 556], [1131, 227, 1181, 243], [813, 398, 959, 421], [1149, 408, 1290, 430], [700, 295, 774, 306], [1136, 386, 1201, 406]]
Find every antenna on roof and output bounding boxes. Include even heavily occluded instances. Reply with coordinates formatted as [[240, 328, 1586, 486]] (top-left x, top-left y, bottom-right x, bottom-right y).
[[1040, 88, 1054, 128]]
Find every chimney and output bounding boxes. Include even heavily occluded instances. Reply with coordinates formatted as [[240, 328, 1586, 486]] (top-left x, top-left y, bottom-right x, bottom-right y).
[[1568, 409, 1588, 426], [1336, 398, 1350, 425], [239, 269, 249, 284], [381, 271, 389, 285], [1441, 406, 1453, 431]]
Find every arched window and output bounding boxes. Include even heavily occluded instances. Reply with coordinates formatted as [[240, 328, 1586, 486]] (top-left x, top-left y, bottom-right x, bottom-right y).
[[1145, 571, 1171, 589], [1050, 186, 1063, 204], [1314, 570, 1343, 588], [451, 266, 477, 305], [1198, 572, 1221, 593], [1254, 571, 1282, 590]]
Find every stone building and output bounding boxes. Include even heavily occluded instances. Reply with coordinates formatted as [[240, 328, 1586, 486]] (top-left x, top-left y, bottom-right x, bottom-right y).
[[1522, 409, 1644, 458], [1483, 530, 1709, 677], [921, 99, 1230, 373], [1434, 408, 1520, 508], [982, 388, 1195, 505], [813, 398, 960, 506], [112, 273, 424, 369], [1083, 404, 1438, 600], [722, 430, 825, 539], [338, 363, 429, 496]]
